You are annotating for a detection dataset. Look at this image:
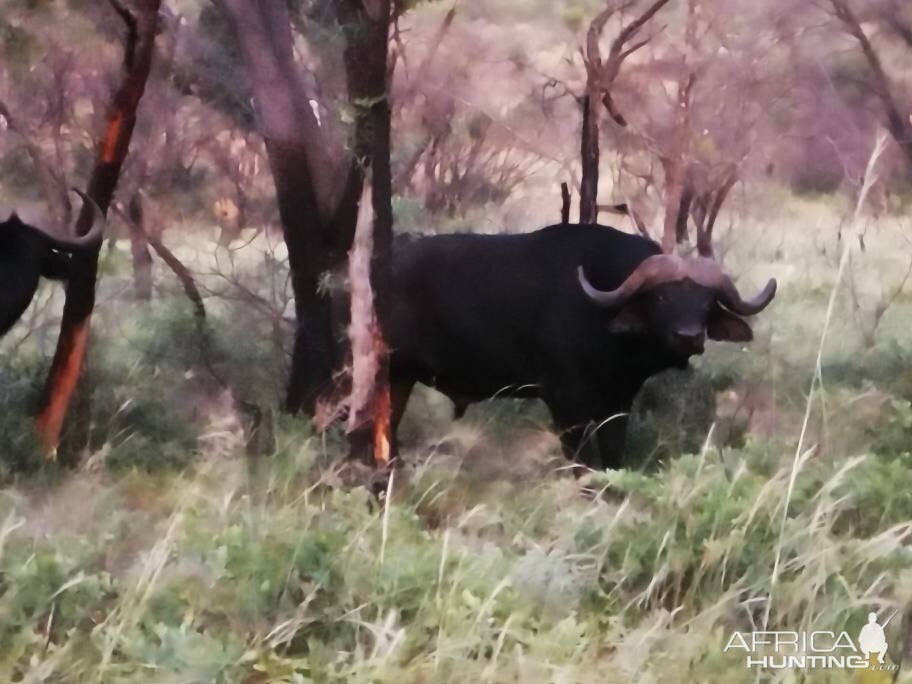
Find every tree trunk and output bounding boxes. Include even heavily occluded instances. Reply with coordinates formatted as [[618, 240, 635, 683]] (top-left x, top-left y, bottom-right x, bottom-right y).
[[221, 1, 395, 455], [695, 170, 737, 258], [366, 55, 394, 467], [579, 95, 600, 224], [220, 0, 362, 415], [35, 0, 160, 458], [127, 194, 153, 301], [337, 0, 394, 466], [662, 160, 687, 254], [560, 182, 571, 223], [675, 180, 694, 246], [661, 73, 696, 254], [266, 140, 340, 414]]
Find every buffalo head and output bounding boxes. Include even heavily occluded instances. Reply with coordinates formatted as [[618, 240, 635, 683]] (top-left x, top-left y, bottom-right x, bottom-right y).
[[578, 255, 776, 366], [0, 189, 105, 337]]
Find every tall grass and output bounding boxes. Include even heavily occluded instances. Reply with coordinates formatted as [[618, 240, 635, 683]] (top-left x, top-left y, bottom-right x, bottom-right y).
[[0, 431, 910, 682]]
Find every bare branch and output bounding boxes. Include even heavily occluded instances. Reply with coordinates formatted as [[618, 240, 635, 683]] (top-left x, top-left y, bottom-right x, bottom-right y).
[[0, 98, 71, 226], [108, 0, 139, 70], [604, 0, 672, 82], [601, 91, 628, 126], [579, 0, 672, 223], [586, 3, 633, 72], [619, 37, 651, 62], [829, 0, 912, 172], [704, 170, 738, 237]]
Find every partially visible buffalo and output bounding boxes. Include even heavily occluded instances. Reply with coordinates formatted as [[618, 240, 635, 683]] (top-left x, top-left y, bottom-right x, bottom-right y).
[[387, 223, 776, 469], [0, 191, 105, 337]]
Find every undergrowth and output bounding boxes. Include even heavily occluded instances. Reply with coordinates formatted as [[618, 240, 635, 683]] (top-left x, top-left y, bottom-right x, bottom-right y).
[[0, 435, 910, 682]]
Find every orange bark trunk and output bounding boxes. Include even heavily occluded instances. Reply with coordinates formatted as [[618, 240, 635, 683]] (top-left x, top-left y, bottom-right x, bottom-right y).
[[36, 0, 160, 457], [373, 380, 391, 465], [35, 322, 90, 454]]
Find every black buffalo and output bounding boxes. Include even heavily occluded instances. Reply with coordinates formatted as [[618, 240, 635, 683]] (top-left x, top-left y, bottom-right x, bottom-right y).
[[387, 223, 776, 469], [0, 191, 105, 337]]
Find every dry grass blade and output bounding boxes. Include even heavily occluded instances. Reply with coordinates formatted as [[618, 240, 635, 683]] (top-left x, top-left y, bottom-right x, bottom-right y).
[[763, 130, 890, 632]]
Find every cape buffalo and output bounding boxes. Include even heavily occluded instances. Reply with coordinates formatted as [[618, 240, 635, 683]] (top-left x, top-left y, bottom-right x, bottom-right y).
[[0, 190, 105, 337], [387, 223, 776, 470]]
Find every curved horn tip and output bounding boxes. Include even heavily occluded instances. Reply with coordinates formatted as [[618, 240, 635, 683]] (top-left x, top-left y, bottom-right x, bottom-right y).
[[743, 277, 778, 313], [71, 187, 107, 228], [577, 266, 596, 298], [577, 266, 594, 291], [760, 277, 777, 301], [577, 266, 607, 305], [70, 187, 103, 214], [33, 188, 108, 251]]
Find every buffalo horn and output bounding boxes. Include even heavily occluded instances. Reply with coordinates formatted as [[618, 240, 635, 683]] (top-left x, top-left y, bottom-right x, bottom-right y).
[[681, 258, 777, 315], [715, 274, 777, 316], [32, 188, 106, 253], [578, 254, 776, 315], [578, 255, 688, 308]]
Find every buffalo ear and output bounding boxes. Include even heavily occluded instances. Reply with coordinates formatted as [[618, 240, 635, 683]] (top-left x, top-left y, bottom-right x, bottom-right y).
[[607, 304, 647, 335], [708, 306, 753, 342]]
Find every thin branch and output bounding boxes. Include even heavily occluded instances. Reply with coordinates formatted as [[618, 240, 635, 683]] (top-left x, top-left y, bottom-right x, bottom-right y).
[[604, 0, 672, 82], [705, 170, 738, 235], [0, 98, 71, 226], [112, 203, 206, 321], [107, 0, 139, 70], [829, 0, 912, 171]]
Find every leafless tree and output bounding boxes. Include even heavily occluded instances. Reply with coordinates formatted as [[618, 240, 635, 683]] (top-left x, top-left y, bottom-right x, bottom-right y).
[[579, 0, 672, 224], [828, 0, 912, 173]]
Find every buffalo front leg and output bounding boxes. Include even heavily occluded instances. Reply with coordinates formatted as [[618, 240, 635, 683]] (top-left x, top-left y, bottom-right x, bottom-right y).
[[547, 397, 630, 471], [590, 409, 629, 470], [553, 417, 599, 475]]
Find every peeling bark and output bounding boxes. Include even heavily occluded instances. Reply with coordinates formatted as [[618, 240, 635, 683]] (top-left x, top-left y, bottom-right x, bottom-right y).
[[338, 0, 394, 467]]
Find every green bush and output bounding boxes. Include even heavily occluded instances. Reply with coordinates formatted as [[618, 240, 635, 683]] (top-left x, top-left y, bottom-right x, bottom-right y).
[[626, 368, 717, 468], [0, 355, 50, 480]]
